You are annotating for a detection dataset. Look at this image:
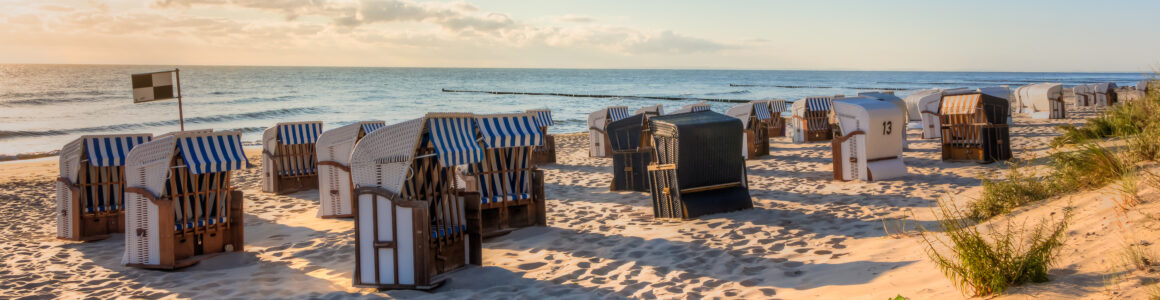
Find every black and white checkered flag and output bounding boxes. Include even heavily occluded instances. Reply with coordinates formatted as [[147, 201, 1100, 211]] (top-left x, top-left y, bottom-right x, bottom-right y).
[[131, 70, 177, 103]]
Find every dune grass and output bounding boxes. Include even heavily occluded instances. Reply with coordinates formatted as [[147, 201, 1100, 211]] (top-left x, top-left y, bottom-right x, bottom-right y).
[[919, 200, 1071, 297]]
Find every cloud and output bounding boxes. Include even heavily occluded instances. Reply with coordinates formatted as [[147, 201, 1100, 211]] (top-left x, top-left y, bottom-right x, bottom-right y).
[[555, 15, 593, 23]]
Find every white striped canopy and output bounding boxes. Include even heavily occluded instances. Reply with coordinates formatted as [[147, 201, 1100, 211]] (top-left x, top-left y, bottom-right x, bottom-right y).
[[804, 97, 832, 112], [83, 134, 153, 167], [475, 113, 544, 149], [361, 122, 385, 134], [673, 102, 711, 114], [609, 106, 631, 122], [428, 115, 483, 166], [277, 121, 323, 145], [768, 99, 787, 113], [527, 109, 554, 127], [941, 93, 981, 115], [177, 132, 250, 174]]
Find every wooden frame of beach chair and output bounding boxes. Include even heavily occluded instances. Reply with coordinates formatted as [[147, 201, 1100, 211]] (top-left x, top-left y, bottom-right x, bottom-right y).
[[316, 121, 385, 218], [646, 111, 752, 220], [526, 109, 557, 166], [1094, 82, 1118, 107], [1014, 83, 1065, 119], [607, 113, 654, 192], [790, 97, 834, 143], [261, 121, 323, 194], [122, 131, 248, 269], [765, 99, 787, 138], [831, 98, 907, 182], [350, 114, 482, 290], [727, 101, 771, 160], [939, 93, 1012, 163], [56, 133, 153, 241], [588, 106, 630, 158], [464, 113, 547, 237]]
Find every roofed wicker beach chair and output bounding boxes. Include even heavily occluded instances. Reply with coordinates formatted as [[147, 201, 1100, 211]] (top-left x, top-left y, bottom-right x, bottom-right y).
[[1093, 82, 1119, 107], [635, 104, 664, 116], [588, 106, 631, 158], [939, 93, 1011, 163], [905, 90, 944, 139], [607, 113, 654, 192], [1014, 83, 1065, 119], [726, 101, 772, 160], [464, 113, 547, 237], [857, 92, 909, 148], [766, 99, 788, 138], [262, 121, 323, 194], [670, 102, 711, 115], [789, 96, 834, 143], [315, 121, 385, 218], [122, 131, 249, 269], [57, 133, 153, 241], [349, 113, 482, 290], [647, 111, 752, 219], [526, 109, 557, 166], [1073, 84, 1094, 107], [831, 98, 907, 181]]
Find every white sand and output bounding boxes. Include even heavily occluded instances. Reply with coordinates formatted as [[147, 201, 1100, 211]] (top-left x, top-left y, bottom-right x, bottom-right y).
[[3, 105, 1159, 299]]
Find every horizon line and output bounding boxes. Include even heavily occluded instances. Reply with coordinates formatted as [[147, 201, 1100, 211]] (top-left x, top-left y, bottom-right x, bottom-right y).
[[2, 62, 1155, 75]]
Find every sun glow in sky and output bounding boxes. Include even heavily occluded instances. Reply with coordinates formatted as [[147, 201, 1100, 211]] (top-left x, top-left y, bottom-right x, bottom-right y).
[[1, 0, 1158, 72]]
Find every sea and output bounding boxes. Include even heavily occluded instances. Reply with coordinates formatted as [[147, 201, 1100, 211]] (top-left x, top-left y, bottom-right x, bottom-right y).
[[0, 64, 1150, 157]]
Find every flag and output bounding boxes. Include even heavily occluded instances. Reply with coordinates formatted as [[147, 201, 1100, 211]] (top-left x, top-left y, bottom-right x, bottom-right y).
[[131, 70, 177, 103]]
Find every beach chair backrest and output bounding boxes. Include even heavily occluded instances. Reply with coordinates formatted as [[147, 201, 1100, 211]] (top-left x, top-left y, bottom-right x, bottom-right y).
[[768, 99, 787, 114], [469, 113, 542, 204], [526, 109, 554, 128], [834, 99, 903, 160]]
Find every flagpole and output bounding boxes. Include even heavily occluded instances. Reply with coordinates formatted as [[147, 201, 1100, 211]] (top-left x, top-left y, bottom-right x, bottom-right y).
[[175, 68, 185, 131]]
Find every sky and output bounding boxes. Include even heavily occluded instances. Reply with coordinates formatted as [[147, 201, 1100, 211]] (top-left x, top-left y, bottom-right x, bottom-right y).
[[1, 0, 1158, 72]]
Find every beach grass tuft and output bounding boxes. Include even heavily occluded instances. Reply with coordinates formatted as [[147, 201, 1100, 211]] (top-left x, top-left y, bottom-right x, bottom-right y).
[[920, 200, 1071, 297]]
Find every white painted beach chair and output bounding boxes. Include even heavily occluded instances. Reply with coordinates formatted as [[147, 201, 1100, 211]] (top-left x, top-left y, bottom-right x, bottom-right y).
[[57, 133, 153, 241], [909, 90, 944, 139], [670, 102, 711, 115], [766, 99, 788, 138], [526, 109, 557, 165], [262, 121, 323, 194], [635, 104, 664, 116], [857, 92, 910, 149], [831, 98, 907, 181], [904, 89, 938, 122], [122, 131, 249, 269], [1014, 83, 1064, 119], [315, 121, 385, 218], [587, 106, 630, 158], [350, 114, 481, 290], [1072, 84, 1093, 107], [789, 96, 833, 143], [464, 113, 546, 237], [1093, 82, 1118, 107], [726, 101, 772, 160]]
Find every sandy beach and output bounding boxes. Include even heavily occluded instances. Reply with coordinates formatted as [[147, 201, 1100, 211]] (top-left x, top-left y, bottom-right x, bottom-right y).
[[2, 105, 1159, 299]]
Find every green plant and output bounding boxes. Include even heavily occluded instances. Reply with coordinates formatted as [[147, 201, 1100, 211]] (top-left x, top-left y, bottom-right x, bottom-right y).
[[1051, 142, 1133, 191], [969, 162, 1057, 220], [1119, 242, 1155, 271], [919, 200, 1071, 297], [887, 294, 909, 300]]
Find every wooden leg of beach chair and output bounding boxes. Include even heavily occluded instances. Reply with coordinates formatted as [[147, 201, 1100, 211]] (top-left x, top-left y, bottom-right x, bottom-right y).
[[229, 189, 244, 252], [533, 169, 546, 227]]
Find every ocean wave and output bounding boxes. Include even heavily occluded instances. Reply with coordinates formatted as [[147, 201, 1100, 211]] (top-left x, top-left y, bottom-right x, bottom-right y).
[[1, 96, 119, 107], [0, 107, 323, 140], [703, 90, 751, 96]]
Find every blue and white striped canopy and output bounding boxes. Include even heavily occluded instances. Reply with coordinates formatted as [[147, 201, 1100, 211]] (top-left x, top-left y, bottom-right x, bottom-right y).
[[753, 103, 772, 120], [768, 100, 787, 113], [528, 109, 554, 127], [360, 121, 386, 134], [178, 133, 250, 175], [609, 106, 631, 122], [476, 114, 544, 149], [805, 97, 832, 112], [686, 103, 711, 112], [277, 122, 322, 145], [84, 134, 152, 167], [428, 116, 483, 167]]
